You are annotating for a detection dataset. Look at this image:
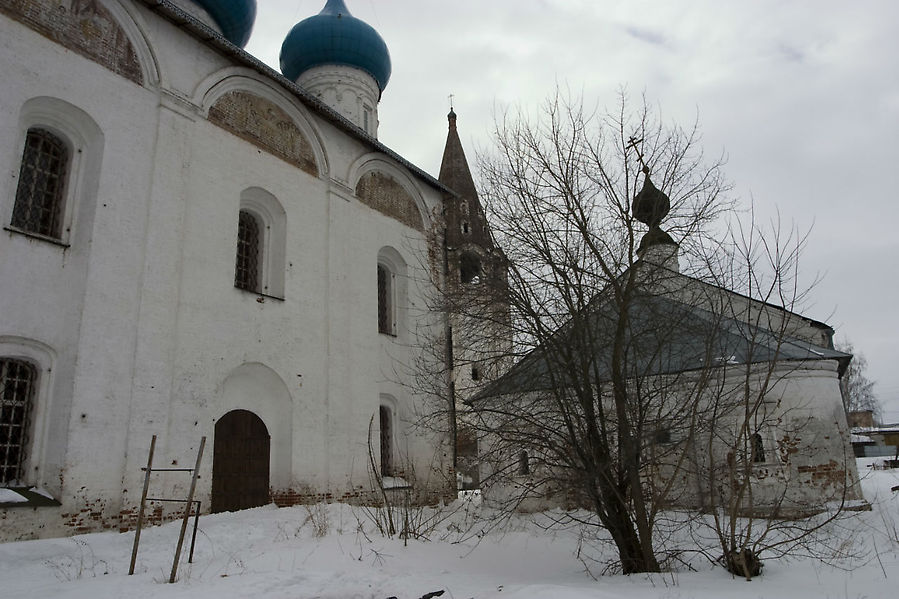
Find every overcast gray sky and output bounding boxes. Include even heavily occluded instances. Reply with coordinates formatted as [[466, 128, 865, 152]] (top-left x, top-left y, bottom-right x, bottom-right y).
[[246, 1, 899, 421]]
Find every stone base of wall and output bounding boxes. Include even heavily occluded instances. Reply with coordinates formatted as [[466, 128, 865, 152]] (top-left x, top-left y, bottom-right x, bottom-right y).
[[2, 479, 457, 542]]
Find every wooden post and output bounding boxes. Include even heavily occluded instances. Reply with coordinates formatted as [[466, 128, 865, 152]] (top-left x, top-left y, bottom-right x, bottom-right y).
[[129, 435, 156, 575], [169, 436, 205, 583], [188, 500, 201, 564]]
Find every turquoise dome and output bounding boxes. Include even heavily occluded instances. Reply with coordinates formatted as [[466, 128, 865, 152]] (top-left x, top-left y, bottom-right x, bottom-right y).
[[190, 0, 256, 48], [280, 0, 391, 92]]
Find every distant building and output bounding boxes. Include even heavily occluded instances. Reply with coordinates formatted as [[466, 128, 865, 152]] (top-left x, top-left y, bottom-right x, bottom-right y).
[[847, 410, 875, 429], [850, 423, 899, 459], [473, 172, 864, 517]]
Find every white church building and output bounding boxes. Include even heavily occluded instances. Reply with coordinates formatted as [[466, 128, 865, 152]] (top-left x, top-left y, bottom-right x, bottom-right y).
[[0, 0, 491, 540]]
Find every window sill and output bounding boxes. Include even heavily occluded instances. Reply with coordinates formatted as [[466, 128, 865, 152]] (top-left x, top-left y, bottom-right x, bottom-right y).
[[0, 486, 61, 509], [4, 226, 70, 248], [234, 286, 285, 302]]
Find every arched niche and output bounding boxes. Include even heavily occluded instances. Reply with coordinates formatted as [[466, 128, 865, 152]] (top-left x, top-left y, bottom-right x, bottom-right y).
[[0, 0, 153, 86], [218, 362, 293, 492], [351, 158, 428, 232], [199, 75, 323, 177]]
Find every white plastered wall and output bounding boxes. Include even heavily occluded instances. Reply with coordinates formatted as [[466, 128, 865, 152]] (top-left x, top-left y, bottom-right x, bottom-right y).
[[0, 0, 451, 539]]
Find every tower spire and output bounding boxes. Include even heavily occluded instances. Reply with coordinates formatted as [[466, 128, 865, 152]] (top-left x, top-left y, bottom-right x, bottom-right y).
[[439, 110, 476, 203], [439, 110, 493, 251]]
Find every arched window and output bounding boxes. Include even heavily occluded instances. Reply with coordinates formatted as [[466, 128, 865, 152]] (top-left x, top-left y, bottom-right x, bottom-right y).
[[460, 252, 482, 284], [234, 188, 287, 298], [518, 450, 530, 476], [377, 247, 406, 337], [0, 358, 37, 485], [751, 433, 766, 463], [11, 128, 69, 238], [379, 404, 393, 477], [235, 209, 262, 292], [377, 264, 393, 335]]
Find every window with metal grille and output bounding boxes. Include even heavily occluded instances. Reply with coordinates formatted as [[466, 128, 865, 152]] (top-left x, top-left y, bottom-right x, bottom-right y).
[[377, 264, 393, 335], [460, 252, 482, 284], [379, 405, 393, 477], [751, 433, 766, 463], [11, 128, 69, 238], [0, 358, 36, 485], [518, 450, 530, 475], [235, 210, 261, 292]]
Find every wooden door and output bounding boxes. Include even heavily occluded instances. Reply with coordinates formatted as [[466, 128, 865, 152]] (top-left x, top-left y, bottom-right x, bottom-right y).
[[211, 409, 270, 513]]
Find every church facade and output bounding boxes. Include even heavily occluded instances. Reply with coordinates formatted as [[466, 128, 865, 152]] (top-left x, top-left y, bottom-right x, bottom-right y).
[[0, 0, 486, 540], [472, 172, 865, 518]]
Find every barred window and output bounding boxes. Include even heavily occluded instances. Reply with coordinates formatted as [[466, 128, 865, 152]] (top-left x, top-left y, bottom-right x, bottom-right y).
[[377, 264, 393, 335], [460, 252, 482, 284], [379, 405, 393, 477], [11, 128, 69, 238], [235, 210, 261, 292], [518, 450, 530, 475], [751, 433, 766, 463], [0, 359, 37, 485]]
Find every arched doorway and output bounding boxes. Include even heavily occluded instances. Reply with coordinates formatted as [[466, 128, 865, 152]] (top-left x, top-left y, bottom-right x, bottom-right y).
[[211, 409, 270, 513]]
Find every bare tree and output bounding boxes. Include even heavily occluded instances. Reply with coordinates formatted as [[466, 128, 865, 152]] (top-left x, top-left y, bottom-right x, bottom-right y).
[[836, 340, 880, 423], [461, 88, 730, 574], [444, 88, 862, 576], [685, 214, 862, 580]]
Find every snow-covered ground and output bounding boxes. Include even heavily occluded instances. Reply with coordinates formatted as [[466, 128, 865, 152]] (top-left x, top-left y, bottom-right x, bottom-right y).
[[2, 460, 897, 599]]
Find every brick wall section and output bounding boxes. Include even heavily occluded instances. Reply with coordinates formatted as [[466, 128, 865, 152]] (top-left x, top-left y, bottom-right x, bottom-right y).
[[1, 0, 143, 85], [208, 91, 319, 177], [271, 488, 364, 507], [272, 485, 454, 509], [798, 461, 846, 486], [355, 172, 424, 231]]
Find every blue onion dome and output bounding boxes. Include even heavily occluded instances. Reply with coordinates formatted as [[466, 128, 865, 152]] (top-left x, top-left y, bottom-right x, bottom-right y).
[[189, 0, 257, 48], [280, 0, 392, 93]]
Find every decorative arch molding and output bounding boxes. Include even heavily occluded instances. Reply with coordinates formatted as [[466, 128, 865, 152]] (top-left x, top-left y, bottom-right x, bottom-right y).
[[352, 157, 428, 231], [199, 72, 324, 177], [0, 335, 56, 366], [218, 362, 293, 491], [376, 383, 408, 419], [102, 0, 161, 87], [377, 245, 408, 275], [0, 0, 148, 86]]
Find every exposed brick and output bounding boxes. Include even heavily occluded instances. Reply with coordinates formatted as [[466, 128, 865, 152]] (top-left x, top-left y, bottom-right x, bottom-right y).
[[208, 90, 319, 176], [355, 171, 424, 231], [1, 0, 143, 85]]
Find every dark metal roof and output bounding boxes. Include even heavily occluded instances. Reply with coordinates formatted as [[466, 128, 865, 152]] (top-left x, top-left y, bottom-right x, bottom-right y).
[[474, 290, 850, 401], [136, 1, 452, 196]]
